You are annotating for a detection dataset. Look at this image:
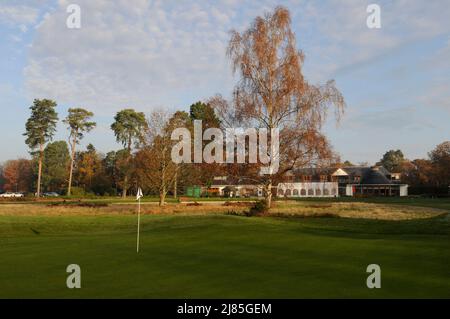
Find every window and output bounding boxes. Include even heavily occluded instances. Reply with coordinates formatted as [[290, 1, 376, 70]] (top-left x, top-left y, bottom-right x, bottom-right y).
[[301, 189, 306, 196], [320, 175, 328, 182], [285, 189, 291, 196], [316, 189, 321, 196], [278, 189, 284, 196], [303, 175, 312, 182], [293, 189, 299, 196], [308, 189, 314, 196], [323, 189, 330, 196], [354, 176, 361, 183]]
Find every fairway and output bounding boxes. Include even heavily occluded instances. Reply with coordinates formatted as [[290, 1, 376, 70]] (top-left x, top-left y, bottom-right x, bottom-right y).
[[0, 211, 449, 298]]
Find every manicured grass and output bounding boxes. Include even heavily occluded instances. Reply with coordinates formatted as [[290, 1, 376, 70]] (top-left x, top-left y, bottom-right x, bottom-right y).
[[0, 213, 449, 298]]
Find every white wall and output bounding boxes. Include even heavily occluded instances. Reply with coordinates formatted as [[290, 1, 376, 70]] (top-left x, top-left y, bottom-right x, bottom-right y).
[[345, 185, 353, 196], [400, 185, 408, 197]]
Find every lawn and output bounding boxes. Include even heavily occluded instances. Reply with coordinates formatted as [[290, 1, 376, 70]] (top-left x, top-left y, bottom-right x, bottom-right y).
[[0, 201, 449, 298]]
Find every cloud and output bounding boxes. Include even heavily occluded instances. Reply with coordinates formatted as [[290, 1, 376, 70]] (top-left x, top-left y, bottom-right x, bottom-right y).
[[295, 0, 450, 81], [0, 0, 448, 164], [23, 0, 450, 115], [24, 0, 243, 114], [419, 82, 450, 113], [0, 4, 39, 26]]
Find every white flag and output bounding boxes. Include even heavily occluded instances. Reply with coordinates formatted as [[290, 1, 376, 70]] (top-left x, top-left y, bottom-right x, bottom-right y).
[[136, 187, 143, 200]]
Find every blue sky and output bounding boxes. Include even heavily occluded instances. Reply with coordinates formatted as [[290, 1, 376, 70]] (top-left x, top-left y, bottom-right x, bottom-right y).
[[0, 0, 449, 164]]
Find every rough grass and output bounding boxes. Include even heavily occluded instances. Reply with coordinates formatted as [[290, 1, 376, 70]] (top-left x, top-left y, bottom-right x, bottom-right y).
[[269, 201, 447, 220], [291, 196, 450, 210], [0, 199, 447, 221], [0, 202, 247, 217]]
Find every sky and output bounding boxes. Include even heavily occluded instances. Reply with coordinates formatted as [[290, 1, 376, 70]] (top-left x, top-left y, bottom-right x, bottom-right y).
[[0, 0, 449, 164]]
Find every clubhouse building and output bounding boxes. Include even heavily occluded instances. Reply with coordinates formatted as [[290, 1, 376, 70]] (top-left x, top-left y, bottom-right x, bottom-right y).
[[207, 166, 408, 198]]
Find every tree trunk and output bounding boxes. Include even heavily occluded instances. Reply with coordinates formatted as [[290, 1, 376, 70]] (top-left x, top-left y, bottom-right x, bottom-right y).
[[173, 170, 177, 199], [122, 175, 128, 198], [159, 186, 166, 206], [122, 139, 132, 198], [36, 143, 44, 197], [265, 181, 273, 208], [67, 135, 77, 196], [264, 122, 274, 209]]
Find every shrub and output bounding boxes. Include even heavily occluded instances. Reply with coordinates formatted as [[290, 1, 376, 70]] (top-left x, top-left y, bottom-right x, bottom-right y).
[[246, 200, 268, 216]]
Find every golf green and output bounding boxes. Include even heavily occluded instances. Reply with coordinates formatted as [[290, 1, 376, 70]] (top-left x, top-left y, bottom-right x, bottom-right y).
[[0, 214, 449, 298]]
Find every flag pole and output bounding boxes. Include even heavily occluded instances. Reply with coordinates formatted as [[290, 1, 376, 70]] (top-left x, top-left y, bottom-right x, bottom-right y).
[[136, 187, 142, 253], [137, 196, 140, 253]]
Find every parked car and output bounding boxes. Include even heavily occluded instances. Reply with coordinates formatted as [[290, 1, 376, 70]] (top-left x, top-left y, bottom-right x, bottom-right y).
[[43, 192, 60, 197], [0, 192, 14, 198], [0, 192, 24, 198]]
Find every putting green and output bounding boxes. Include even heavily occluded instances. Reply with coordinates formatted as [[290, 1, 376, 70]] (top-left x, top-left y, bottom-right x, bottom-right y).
[[0, 214, 449, 298]]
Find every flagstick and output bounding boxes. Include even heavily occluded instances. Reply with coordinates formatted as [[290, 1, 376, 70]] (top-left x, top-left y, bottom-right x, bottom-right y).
[[137, 197, 141, 253]]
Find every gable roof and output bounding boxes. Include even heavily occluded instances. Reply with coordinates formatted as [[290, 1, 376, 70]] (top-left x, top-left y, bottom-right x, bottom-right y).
[[332, 168, 348, 176]]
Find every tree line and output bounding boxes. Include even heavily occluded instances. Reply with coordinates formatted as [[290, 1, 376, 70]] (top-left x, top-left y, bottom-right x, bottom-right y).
[[375, 146, 450, 196], [0, 100, 223, 203]]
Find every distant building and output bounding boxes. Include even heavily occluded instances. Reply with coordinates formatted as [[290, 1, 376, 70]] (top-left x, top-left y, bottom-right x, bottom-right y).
[[209, 176, 263, 198], [278, 166, 408, 197], [202, 166, 408, 198]]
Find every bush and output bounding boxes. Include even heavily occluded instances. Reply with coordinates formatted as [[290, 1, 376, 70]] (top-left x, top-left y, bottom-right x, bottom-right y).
[[246, 200, 269, 216]]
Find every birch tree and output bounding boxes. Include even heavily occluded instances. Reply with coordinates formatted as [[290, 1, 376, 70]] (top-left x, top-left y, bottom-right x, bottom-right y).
[[222, 6, 345, 207]]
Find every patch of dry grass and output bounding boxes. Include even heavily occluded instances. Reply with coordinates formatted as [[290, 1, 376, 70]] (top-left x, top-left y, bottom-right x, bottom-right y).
[[0, 200, 447, 220], [0, 202, 247, 217], [270, 201, 447, 220]]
